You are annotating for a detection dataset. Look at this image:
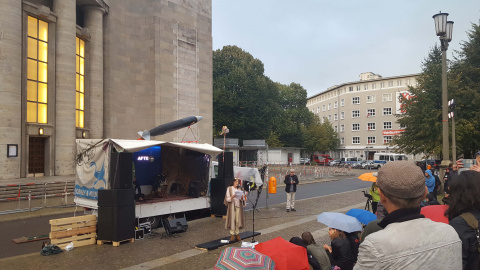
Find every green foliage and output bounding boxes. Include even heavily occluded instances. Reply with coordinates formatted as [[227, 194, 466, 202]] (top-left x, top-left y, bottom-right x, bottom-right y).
[[302, 117, 339, 152]]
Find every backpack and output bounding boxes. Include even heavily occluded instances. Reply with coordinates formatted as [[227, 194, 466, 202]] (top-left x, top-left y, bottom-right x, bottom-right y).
[[460, 212, 480, 269]]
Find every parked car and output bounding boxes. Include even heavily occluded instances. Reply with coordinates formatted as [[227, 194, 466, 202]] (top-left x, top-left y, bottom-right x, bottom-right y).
[[362, 160, 376, 169], [329, 159, 341, 166], [300, 158, 310, 164], [352, 161, 364, 169], [312, 154, 334, 165]]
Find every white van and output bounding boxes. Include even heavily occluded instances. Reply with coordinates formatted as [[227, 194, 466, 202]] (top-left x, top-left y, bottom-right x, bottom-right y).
[[373, 153, 408, 168], [340, 157, 362, 165]]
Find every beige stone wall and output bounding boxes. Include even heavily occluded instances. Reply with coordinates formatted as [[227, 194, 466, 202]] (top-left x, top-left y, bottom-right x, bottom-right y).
[[103, 0, 213, 143]]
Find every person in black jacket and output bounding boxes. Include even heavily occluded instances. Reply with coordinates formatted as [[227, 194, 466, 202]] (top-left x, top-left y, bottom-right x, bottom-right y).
[[323, 228, 355, 270], [447, 170, 480, 270], [284, 169, 299, 212]]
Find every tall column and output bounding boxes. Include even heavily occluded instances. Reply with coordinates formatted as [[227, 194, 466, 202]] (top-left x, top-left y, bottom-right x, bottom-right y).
[[0, 1, 22, 179], [53, 0, 76, 175], [83, 6, 105, 139]]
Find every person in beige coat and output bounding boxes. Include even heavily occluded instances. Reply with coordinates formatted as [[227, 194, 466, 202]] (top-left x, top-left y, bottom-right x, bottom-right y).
[[224, 178, 245, 242]]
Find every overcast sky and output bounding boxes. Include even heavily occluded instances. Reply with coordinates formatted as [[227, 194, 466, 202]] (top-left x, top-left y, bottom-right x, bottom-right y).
[[212, 1, 480, 97]]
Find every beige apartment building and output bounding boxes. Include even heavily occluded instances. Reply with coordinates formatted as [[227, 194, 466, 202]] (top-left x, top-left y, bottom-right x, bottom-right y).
[[307, 72, 421, 160], [0, 0, 213, 180]]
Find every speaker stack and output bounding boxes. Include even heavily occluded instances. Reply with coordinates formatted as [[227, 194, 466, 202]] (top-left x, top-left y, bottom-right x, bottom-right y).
[[97, 152, 135, 242], [210, 152, 234, 216]]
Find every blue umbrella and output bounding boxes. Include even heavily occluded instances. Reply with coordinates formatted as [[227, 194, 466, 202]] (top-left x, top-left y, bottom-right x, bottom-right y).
[[317, 212, 363, 233], [346, 208, 377, 225]]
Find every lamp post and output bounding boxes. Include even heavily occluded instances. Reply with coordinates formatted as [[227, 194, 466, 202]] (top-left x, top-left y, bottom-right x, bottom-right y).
[[432, 12, 454, 166], [449, 99, 456, 161]]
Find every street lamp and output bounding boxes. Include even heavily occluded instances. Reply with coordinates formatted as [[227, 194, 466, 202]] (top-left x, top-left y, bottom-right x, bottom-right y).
[[433, 12, 454, 166], [448, 99, 456, 161]]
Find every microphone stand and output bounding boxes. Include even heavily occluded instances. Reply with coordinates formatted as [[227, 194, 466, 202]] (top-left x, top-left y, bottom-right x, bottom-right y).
[[245, 184, 259, 243]]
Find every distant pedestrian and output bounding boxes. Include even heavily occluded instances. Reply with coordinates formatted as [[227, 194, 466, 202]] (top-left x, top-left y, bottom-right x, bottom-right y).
[[284, 169, 299, 212], [355, 161, 461, 269], [447, 170, 480, 269], [424, 169, 435, 194]]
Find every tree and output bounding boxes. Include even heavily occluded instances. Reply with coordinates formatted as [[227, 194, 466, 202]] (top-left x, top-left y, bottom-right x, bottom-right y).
[[213, 46, 280, 141], [302, 117, 339, 153], [394, 46, 444, 156]]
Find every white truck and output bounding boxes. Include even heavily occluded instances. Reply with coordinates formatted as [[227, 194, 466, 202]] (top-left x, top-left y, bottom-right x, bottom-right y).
[[74, 138, 262, 227]]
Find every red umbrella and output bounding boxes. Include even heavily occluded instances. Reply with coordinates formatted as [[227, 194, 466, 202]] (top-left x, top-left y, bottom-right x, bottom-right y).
[[255, 237, 309, 270], [421, 205, 449, 224]]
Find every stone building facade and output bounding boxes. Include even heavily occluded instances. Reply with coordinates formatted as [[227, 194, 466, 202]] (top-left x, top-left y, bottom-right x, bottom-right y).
[[307, 72, 421, 160], [0, 0, 213, 180]]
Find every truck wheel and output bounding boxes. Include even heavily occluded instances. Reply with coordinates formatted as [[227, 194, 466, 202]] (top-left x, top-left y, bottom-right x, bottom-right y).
[[144, 216, 161, 229]]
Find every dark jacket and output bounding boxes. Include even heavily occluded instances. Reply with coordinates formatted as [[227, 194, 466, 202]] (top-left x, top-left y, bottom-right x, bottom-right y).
[[449, 210, 480, 270], [289, 237, 322, 270], [284, 174, 299, 193], [327, 237, 355, 270]]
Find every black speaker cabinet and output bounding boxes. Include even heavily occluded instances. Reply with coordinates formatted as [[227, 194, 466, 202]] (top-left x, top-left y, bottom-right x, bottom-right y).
[[163, 217, 188, 234], [110, 152, 133, 189], [97, 204, 135, 242], [188, 181, 200, 198], [210, 177, 231, 216], [218, 152, 234, 178], [98, 188, 135, 207]]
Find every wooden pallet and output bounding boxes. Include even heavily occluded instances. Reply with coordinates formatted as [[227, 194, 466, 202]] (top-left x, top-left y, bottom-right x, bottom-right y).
[[49, 215, 97, 249], [96, 238, 134, 247], [210, 214, 226, 219]]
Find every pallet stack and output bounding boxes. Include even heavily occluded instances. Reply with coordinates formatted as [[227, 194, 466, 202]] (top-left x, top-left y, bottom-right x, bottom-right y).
[[49, 215, 97, 249]]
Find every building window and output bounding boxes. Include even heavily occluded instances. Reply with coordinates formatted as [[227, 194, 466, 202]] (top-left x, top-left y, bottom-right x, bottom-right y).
[[322, 105, 326, 111], [316, 107, 320, 113], [334, 113, 338, 120], [367, 136, 376, 144], [334, 101, 338, 108], [397, 80, 402, 86], [27, 16, 49, 124], [366, 95, 376, 103], [364, 84, 368, 90], [384, 136, 392, 144], [372, 83, 376, 89], [388, 81, 393, 87], [341, 137, 345, 145], [380, 82, 385, 89], [356, 85, 361, 91], [367, 108, 375, 117], [383, 107, 392, 115], [383, 121, 392, 129], [352, 110, 360, 118], [352, 137, 360, 144], [352, 97, 360, 104], [406, 79, 411, 86], [341, 99, 345, 107], [340, 124, 345, 132], [382, 93, 392, 102], [328, 103, 331, 110], [367, 122, 376, 130], [352, 123, 360, 131], [340, 111, 345, 119], [349, 86, 353, 92], [76, 37, 86, 128], [400, 123, 407, 129], [334, 125, 338, 132], [328, 115, 331, 121]]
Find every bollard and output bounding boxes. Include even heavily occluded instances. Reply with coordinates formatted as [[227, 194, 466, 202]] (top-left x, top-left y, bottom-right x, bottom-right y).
[[29, 191, 31, 212]]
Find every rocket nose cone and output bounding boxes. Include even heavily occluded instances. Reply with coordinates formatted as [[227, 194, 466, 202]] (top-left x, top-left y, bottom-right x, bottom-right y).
[[195, 116, 203, 122]]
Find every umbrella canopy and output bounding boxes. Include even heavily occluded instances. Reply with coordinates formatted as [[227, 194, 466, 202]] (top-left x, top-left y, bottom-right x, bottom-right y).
[[346, 208, 377, 225], [317, 212, 363, 233], [358, 172, 377, 182], [214, 247, 275, 270], [255, 237, 309, 270], [421, 205, 449, 224]]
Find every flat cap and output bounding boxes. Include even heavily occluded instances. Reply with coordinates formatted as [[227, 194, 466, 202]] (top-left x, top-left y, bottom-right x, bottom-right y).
[[376, 161, 425, 199]]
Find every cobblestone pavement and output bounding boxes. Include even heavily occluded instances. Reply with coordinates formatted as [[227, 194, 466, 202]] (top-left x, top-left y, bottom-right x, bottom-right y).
[[0, 184, 368, 270]]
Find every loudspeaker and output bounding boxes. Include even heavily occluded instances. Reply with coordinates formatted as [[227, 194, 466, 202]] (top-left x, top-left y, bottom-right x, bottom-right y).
[[218, 152, 233, 178], [98, 188, 135, 207], [97, 204, 135, 242], [163, 217, 188, 234], [110, 152, 133, 189], [188, 182, 200, 198], [210, 177, 231, 216]]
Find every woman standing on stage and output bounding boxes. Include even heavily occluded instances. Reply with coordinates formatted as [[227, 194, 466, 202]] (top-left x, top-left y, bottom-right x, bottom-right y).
[[224, 177, 245, 242]]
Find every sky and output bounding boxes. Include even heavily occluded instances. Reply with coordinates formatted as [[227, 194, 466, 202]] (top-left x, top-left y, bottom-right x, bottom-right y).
[[212, 0, 480, 97]]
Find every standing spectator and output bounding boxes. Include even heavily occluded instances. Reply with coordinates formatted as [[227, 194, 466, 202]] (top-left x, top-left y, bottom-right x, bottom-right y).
[[432, 168, 442, 199], [447, 170, 480, 269], [354, 161, 461, 269], [302, 232, 331, 270], [323, 228, 355, 270], [224, 178, 245, 242], [284, 169, 299, 212], [369, 182, 380, 214], [444, 165, 452, 194], [424, 169, 436, 194]]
